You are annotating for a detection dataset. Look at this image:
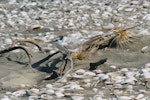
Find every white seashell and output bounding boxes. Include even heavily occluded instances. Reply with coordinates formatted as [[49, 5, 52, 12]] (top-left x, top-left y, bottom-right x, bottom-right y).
[[50, 50, 56, 54], [125, 72, 134, 77], [110, 65, 116, 69], [55, 91, 64, 98], [102, 23, 114, 29], [20, 84, 26, 88], [139, 29, 150, 35], [97, 74, 109, 80], [141, 68, 150, 73], [83, 79, 91, 83], [45, 84, 53, 89], [114, 84, 123, 89], [114, 76, 124, 83], [45, 89, 55, 95], [142, 72, 150, 79], [12, 90, 26, 97], [20, 11, 28, 17], [143, 14, 150, 20], [82, 83, 91, 88], [7, 0, 16, 4], [71, 96, 84, 100], [123, 77, 136, 84], [30, 25, 43, 30], [1, 96, 11, 100], [93, 95, 103, 100], [141, 46, 148, 53], [6, 20, 15, 27], [126, 85, 133, 92], [107, 72, 120, 79], [75, 69, 86, 75], [84, 71, 96, 77], [17, 20, 25, 25], [93, 70, 103, 74], [135, 94, 144, 100], [39, 88, 47, 94], [117, 96, 132, 100], [145, 63, 150, 67], [28, 96, 39, 100], [4, 38, 12, 44], [93, 88, 98, 93], [30, 88, 40, 94], [40, 94, 53, 99], [120, 68, 128, 72], [70, 84, 84, 90], [124, 8, 134, 12]]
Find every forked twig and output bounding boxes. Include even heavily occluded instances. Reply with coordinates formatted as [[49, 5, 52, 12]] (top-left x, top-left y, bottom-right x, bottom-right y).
[[0, 46, 32, 67]]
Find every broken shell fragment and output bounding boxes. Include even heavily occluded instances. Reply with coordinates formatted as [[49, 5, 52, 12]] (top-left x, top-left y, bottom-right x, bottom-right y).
[[29, 25, 43, 30]]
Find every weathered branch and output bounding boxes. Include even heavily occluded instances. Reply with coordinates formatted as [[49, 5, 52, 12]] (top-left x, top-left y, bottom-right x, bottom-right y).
[[0, 46, 32, 67], [12, 39, 42, 51]]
